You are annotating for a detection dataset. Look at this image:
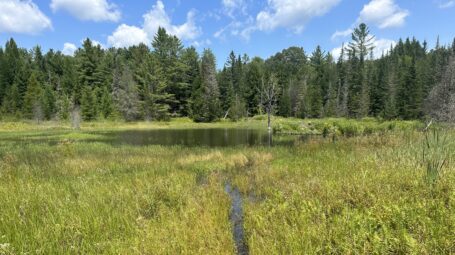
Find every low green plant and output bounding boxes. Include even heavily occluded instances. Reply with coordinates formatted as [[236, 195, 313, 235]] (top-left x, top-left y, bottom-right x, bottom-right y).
[[422, 129, 451, 184]]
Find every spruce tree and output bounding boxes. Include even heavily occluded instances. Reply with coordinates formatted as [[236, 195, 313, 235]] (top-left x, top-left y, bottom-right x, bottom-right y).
[[42, 84, 56, 120], [23, 73, 44, 120], [308, 46, 325, 118], [191, 49, 221, 122], [80, 86, 97, 121]]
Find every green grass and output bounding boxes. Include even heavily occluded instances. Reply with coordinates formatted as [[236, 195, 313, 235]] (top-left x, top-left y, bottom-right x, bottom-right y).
[[0, 118, 454, 254]]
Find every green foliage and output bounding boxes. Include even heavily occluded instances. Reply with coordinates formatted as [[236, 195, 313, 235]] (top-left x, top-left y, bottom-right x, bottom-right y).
[[0, 28, 454, 123], [0, 121, 453, 253], [422, 129, 451, 184], [42, 84, 56, 120], [191, 49, 221, 122], [80, 86, 98, 121], [23, 73, 43, 120]]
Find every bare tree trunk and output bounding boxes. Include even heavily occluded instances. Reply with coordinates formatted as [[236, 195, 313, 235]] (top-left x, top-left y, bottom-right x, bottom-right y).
[[267, 104, 272, 132]]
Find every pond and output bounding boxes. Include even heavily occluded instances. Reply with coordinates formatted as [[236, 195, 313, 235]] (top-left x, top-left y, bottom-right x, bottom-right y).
[[97, 128, 309, 147], [2, 128, 313, 147]]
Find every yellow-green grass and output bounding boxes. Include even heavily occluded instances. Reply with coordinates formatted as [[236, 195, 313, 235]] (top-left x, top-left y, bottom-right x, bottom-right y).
[[0, 119, 454, 254]]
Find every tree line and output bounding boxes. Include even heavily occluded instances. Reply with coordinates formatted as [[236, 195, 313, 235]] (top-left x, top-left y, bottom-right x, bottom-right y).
[[1, 24, 454, 123]]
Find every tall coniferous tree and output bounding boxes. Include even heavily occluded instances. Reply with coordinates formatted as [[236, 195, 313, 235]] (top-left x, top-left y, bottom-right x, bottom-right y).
[[347, 23, 375, 118], [307, 46, 326, 118], [23, 73, 43, 120], [191, 49, 221, 122]]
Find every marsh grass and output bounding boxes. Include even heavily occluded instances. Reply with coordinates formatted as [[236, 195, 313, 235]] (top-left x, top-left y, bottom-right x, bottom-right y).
[[422, 129, 451, 184], [0, 119, 454, 254]]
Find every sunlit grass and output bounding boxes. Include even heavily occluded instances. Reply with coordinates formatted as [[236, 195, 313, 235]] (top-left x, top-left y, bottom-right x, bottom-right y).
[[0, 119, 453, 254]]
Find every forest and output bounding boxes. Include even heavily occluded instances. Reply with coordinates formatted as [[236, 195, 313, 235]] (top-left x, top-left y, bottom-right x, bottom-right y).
[[2, 20, 455, 254], [1, 23, 454, 123]]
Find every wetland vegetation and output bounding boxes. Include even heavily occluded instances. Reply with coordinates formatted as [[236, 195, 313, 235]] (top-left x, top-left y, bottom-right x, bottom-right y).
[[0, 118, 454, 254]]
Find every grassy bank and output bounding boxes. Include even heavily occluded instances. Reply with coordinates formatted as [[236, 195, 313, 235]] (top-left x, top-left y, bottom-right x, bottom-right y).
[[0, 118, 453, 254]]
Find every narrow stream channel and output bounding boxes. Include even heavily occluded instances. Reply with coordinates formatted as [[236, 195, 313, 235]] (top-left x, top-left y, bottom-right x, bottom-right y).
[[225, 182, 249, 255]]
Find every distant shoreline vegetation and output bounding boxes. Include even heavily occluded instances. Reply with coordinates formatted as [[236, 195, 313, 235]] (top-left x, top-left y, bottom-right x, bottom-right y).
[[1, 24, 455, 124]]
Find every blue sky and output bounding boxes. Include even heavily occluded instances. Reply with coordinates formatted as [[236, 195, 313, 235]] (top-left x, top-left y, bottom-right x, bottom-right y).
[[0, 0, 454, 67]]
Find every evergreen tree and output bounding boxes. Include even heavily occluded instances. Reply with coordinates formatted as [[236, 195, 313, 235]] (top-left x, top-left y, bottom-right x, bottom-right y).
[[112, 62, 140, 121], [80, 86, 97, 121], [152, 27, 186, 115], [243, 57, 264, 115], [23, 73, 44, 120], [2, 83, 20, 116], [346, 24, 375, 118], [42, 84, 56, 120], [307, 46, 326, 118], [191, 49, 221, 122], [100, 86, 113, 119]]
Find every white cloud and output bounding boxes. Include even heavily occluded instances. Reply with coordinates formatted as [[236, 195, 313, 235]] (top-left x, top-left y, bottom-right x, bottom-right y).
[[215, 19, 253, 40], [62, 42, 77, 56], [50, 0, 121, 22], [359, 0, 409, 29], [331, 28, 353, 41], [142, 1, 201, 41], [331, 38, 396, 60], [191, 39, 212, 48], [222, 0, 247, 17], [372, 38, 396, 57], [256, 0, 341, 33], [107, 1, 202, 48], [108, 24, 149, 48], [330, 46, 344, 60], [225, 0, 340, 40], [0, 0, 52, 34], [92, 40, 106, 49], [438, 0, 455, 8]]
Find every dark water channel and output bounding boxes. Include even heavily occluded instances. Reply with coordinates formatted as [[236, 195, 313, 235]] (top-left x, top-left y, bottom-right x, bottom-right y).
[[225, 183, 249, 255]]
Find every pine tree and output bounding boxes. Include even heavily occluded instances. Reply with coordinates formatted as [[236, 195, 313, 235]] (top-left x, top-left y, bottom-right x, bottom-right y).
[[100, 86, 113, 119], [23, 73, 44, 120], [336, 44, 348, 117], [2, 83, 20, 116], [112, 63, 140, 121], [152, 27, 186, 115], [1, 39, 20, 106], [243, 57, 264, 115], [80, 86, 97, 121], [307, 46, 325, 118], [42, 84, 56, 120], [190, 49, 221, 122], [346, 24, 375, 118]]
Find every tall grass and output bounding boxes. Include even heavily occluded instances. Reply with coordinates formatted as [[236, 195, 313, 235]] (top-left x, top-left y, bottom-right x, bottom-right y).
[[422, 129, 451, 184], [0, 119, 453, 254]]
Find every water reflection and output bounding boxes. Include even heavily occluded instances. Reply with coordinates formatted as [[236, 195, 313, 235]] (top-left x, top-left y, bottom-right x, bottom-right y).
[[100, 128, 298, 147]]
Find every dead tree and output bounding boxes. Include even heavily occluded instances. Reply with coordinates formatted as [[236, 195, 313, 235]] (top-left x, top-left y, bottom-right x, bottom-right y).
[[427, 57, 455, 123], [259, 74, 279, 131]]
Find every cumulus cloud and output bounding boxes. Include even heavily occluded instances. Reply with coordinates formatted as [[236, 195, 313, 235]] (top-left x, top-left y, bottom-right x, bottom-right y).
[[142, 1, 201, 41], [331, 0, 408, 42], [107, 24, 149, 48], [218, 0, 340, 40], [372, 38, 396, 57], [62, 42, 77, 56], [438, 0, 455, 8], [107, 1, 202, 48], [50, 0, 121, 22], [255, 0, 341, 33], [0, 0, 52, 34], [331, 38, 396, 60], [359, 0, 409, 29]]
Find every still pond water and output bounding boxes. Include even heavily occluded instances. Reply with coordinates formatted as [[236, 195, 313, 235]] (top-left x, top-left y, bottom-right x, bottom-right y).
[[100, 128, 308, 147], [6, 128, 311, 147]]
